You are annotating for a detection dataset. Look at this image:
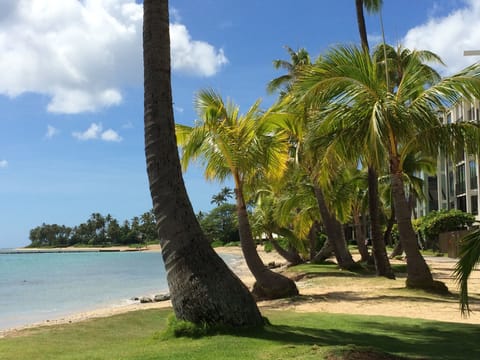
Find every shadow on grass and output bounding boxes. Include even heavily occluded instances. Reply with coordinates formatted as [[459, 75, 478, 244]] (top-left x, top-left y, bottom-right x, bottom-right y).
[[239, 317, 480, 360], [289, 292, 457, 304]]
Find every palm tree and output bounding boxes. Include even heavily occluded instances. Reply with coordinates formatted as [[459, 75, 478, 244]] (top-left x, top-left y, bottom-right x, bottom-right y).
[[353, 0, 394, 278], [268, 46, 311, 96], [176, 89, 299, 300], [454, 229, 480, 315], [265, 98, 357, 269], [267, 48, 357, 270], [295, 44, 480, 291], [142, 0, 263, 326], [211, 187, 234, 206], [355, 0, 383, 51], [250, 192, 304, 265]]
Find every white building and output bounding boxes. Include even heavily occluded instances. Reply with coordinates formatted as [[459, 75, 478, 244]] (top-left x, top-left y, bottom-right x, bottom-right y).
[[417, 99, 480, 220]]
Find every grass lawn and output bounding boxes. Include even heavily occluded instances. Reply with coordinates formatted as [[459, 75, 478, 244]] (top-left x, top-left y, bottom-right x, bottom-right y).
[[1, 308, 478, 360]]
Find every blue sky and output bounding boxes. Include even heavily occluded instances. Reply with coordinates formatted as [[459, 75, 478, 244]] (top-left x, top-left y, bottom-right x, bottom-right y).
[[1, 0, 479, 248]]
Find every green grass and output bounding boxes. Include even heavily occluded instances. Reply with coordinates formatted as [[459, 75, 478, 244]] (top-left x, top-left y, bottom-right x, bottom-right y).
[[288, 262, 363, 277], [1, 309, 478, 360], [288, 262, 408, 278]]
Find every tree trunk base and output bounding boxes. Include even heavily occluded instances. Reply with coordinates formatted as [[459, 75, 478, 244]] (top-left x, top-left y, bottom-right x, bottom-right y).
[[251, 272, 299, 301], [405, 279, 450, 295], [312, 239, 334, 263], [389, 242, 403, 258]]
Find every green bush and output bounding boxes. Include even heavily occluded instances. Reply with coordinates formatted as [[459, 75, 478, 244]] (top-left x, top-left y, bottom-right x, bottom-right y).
[[417, 209, 475, 249]]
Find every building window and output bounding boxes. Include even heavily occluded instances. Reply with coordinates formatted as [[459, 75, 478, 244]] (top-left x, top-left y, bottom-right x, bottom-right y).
[[449, 171, 454, 197], [470, 160, 478, 190], [447, 113, 452, 124], [472, 196, 478, 215], [457, 195, 467, 212], [456, 164, 466, 194], [441, 174, 447, 200], [428, 176, 438, 211]]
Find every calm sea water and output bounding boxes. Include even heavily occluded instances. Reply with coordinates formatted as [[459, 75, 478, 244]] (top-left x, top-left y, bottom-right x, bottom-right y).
[[0, 250, 238, 331]]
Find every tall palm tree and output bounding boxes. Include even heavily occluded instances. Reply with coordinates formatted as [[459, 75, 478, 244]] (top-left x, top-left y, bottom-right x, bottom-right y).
[[176, 89, 299, 300], [353, 0, 393, 278], [267, 48, 357, 269], [295, 44, 480, 291], [142, 0, 263, 326], [355, 0, 383, 51]]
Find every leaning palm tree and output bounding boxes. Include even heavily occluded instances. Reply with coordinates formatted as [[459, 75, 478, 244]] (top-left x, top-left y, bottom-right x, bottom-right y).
[[142, 0, 263, 326], [176, 89, 299, 300], [295, 44, 480, 291], [250, 191, 304, 265]]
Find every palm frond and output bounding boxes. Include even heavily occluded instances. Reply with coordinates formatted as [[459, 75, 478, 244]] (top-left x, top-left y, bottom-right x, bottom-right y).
[[454, 228, 480, 315]]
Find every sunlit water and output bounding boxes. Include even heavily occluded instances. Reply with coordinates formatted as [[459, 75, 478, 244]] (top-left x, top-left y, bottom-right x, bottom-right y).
[[0, 250, 239, 331]]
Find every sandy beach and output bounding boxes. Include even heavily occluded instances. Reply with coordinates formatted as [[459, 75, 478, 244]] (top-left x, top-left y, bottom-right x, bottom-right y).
[[1, 245, 479, 338]]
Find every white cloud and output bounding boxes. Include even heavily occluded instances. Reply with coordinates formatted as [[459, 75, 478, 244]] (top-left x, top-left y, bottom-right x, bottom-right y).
[[0, 1, 227, 114], [45, 125, 59, 139], [170, 23, 228, 77], [174, 105, 184, 113], [403, 0, 480, 74], [0, 160, 8, 168], [73, 123, 102, 141], [73, 123, 122, 142], [101, 129, 123, 142]]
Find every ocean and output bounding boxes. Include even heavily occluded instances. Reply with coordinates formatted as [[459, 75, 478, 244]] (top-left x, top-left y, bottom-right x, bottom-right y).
[[0, 250, 238, 331]]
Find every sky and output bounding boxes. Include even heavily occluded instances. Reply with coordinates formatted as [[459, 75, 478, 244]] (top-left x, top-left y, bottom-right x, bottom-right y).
[[1, 0, 480, 248]]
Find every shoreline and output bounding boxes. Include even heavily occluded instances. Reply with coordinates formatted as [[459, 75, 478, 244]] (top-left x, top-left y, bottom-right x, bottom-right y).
[[0, 245, 257, 338], [2, 246, 480, 338], [9, 245, 163, 253]]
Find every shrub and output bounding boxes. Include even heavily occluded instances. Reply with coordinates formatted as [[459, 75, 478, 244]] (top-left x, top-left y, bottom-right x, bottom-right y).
[[417, 209, 475, 249]]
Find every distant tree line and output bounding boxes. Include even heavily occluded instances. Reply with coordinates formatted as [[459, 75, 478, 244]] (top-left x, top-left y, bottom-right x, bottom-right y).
[[28, 210, 158, 248], [28, 188, 242, 249], [197, 187, 240, 246]]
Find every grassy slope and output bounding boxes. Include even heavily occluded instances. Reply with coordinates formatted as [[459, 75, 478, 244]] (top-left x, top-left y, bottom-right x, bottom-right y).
[[1, 308, 478, 360]]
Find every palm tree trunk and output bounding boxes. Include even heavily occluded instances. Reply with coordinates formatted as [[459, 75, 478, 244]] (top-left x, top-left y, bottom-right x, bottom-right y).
[[308, 221, 321, 260], [383, 203, 396, 246], [267, 232, 303, 265], [368, 166, 395, 278], [390, 159, 447, 293], [355, 0, 369, 51], [352, 211, 370, 262], [235, 187, 298, 300], [390, 241, 403, 258], [313, 185, 356, 269], [143, 0, 263, 327], [312, 238, 335, 263]]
